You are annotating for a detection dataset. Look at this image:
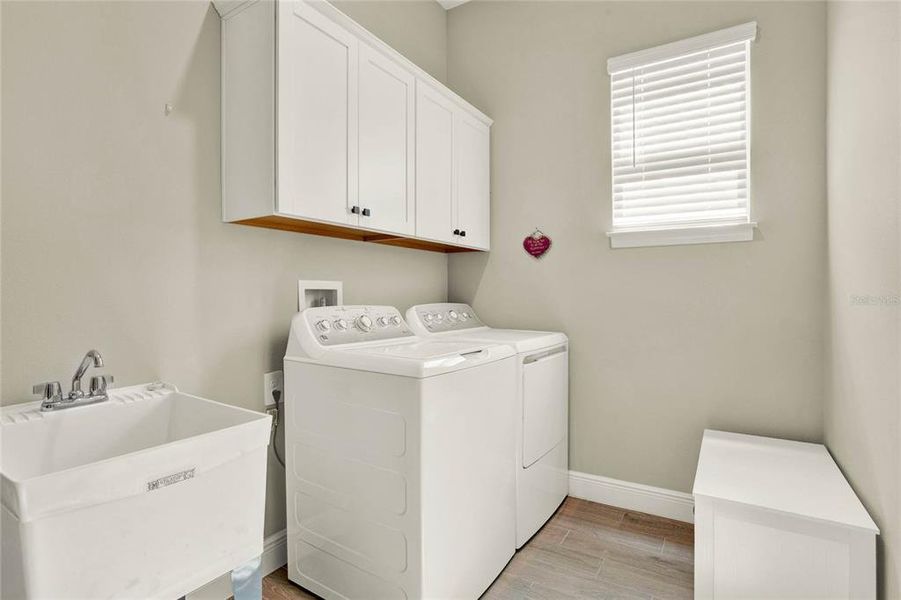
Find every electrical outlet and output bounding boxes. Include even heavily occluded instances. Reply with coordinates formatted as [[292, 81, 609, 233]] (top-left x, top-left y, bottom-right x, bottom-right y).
[[263, 371, 283, 407]]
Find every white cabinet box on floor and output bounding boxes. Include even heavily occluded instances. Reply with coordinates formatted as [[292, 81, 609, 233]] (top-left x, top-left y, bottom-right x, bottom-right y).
[[693, 430, 878, 600]]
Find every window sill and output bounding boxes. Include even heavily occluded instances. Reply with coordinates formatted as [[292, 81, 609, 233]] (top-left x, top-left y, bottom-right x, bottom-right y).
[[607, 222, 757, 249]]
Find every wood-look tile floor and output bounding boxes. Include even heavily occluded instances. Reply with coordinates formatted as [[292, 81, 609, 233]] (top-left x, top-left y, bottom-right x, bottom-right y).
[[262, 497, 694, 600]]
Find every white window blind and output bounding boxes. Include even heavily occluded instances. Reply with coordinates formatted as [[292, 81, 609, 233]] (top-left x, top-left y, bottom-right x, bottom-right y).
[[608, 23, 757, 239]]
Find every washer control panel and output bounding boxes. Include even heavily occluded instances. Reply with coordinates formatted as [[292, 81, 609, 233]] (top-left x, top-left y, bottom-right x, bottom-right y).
[[305, 305, 414, 346], [411, 303, 484, 333]]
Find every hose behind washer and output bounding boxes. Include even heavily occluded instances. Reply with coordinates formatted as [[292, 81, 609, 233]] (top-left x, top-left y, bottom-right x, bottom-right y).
[[269, 389, 286, 468]]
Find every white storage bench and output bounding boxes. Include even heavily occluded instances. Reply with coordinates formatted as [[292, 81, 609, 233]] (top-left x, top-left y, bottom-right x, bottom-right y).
[[693, 430, 878, 600]]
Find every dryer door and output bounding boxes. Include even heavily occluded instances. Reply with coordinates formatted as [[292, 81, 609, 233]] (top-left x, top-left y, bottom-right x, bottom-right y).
[[521, 346, 568, 468]]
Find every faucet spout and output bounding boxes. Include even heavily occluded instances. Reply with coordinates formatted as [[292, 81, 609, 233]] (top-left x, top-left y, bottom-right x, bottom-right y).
[[71, 349, 103, 398]]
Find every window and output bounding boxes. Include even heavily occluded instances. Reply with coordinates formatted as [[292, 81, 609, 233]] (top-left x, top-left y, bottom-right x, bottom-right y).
[[607, 23, 757, 248]]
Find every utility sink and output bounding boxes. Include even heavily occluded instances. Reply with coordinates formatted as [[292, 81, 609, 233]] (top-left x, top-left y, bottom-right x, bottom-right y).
[[1, 383, 271, 600]]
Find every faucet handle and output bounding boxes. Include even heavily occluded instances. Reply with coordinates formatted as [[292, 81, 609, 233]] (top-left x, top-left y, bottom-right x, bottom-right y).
[[33, 381, 62, 400], [89, 374, 114, 396]]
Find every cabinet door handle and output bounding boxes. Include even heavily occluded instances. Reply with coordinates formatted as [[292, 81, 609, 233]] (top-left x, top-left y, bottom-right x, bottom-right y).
[[460, 230, 466, 237], [362, 208, 371, 217], [453, 229, 461, 236], [351, 206, 360, 215]]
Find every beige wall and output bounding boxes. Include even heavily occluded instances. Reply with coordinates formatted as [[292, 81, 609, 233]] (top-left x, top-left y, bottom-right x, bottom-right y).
[[447, 1, 828, 493], [825, 2, 901, 597], [0, 0, 448, 536], [333, 0, 447, 83]]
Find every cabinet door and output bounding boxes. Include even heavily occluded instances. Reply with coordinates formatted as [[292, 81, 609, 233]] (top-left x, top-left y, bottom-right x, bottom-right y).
[[415, 82, 457, 244], [358, 45, 415, 235], [277, 1, 358, 225], [454, 112, 490, 250]]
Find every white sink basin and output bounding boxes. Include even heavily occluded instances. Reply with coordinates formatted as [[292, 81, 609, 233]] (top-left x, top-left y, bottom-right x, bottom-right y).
[[1, 383, 271, 600]]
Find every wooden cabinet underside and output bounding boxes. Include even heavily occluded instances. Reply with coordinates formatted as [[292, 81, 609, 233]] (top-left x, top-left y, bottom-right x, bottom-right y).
[[234, 215, 479, 253]]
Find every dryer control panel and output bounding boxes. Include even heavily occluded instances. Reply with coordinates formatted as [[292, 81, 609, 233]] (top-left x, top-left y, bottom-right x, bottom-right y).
[[302, 305, 415, 347], [408, 303, 484, 334]]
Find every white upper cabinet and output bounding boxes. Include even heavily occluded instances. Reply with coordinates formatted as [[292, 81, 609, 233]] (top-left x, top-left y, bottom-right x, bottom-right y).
[[358, 44, 415, 235], [416, 82, 457, 245], [277, 1, 358, 225], [454, 112, 490, 250], [416, 81, 491, 250], [217, 0, 491, 252]]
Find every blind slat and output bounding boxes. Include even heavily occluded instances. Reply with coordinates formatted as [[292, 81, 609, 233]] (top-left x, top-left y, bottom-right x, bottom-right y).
[[615, 198, 748, 219], [611, 62, 745, 104], [615, 174, 746, 197], [615, 155, 747, 182], [615, 177, 747, 204], [612, 87, 747, 118], [613, 140, 747, 168], [615, 124, 746, 157], [614, 126, 747, 154], [614, 207, 748, 227], [614, 159, 747, 184], [615, 193, 748, 214], [613, 109, 746, 141], [613, 100, 746, 133]]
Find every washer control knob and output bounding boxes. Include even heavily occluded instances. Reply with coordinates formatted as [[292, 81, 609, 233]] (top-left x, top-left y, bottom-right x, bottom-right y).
[[356, 315, 373, 332], [334, 318, 348, 331], [378, 316, 391, 327], [435, 313, 444, 323], [316, 320, 331, 332], [390, 315, 402, 326], [461, 311, 471, 320], [448, 309, 459, 322], [423, 313, 434, 323]]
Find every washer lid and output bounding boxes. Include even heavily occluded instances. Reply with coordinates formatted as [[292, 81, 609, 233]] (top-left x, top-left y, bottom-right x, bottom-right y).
[[409, 327, 567, 354], [440, 329, 568, 354], [348, 339, 496, 360], [290, 339, 516, 379]]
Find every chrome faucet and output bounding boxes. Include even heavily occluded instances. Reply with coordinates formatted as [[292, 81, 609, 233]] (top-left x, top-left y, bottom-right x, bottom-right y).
[[71, 349, 103, 399], [33, 349, 114, 411]]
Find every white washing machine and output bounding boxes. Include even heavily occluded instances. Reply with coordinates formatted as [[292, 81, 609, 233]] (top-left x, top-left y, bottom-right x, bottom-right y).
[[406, 303, 569, 548], [284, 305, 517, 600]]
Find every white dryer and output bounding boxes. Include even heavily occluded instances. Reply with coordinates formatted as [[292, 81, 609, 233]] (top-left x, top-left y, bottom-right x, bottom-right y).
[[284, 305, 517, 600], [406, 303, 568, 548]]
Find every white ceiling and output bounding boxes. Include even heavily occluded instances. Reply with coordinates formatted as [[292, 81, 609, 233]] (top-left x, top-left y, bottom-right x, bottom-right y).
[[436, 0, 471, 10]]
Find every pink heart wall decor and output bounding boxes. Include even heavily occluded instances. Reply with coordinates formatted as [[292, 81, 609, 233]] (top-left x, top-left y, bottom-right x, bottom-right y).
[[523, 232, 552, 259]]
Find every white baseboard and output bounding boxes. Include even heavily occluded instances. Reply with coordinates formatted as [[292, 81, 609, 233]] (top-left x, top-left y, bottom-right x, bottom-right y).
[[568, 470, 694, 524], [260, 529, 288, 576], [186, 529, 288, 599]]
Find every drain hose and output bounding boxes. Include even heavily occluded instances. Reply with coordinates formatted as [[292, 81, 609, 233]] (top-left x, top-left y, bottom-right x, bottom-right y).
[[269, 389, 286, 468]]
